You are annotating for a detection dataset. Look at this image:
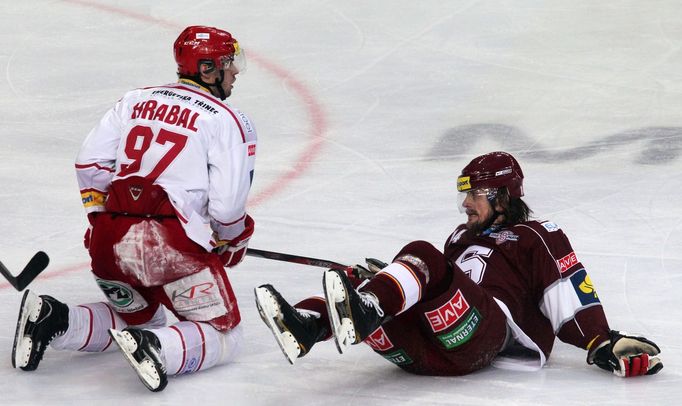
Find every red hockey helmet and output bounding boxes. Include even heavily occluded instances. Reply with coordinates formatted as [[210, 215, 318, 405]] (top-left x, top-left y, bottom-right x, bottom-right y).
[[457, 151, 525, 198], [174, 26, 245, 76]]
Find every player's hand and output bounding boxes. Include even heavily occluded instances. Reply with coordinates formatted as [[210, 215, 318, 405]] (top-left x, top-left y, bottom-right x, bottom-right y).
[[588, 330, 663, 377], [214, 215, 254, 267]]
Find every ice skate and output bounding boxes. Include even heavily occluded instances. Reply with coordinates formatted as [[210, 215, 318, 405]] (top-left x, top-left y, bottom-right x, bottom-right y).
[[255, 284, 327, 364], [109, 328, 167, 392], [12, 290, 69, 371], [323, 269, 384, 354]]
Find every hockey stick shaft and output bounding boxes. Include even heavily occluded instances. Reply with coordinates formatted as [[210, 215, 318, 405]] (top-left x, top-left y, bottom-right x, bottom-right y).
[[246, 248, 349, 270], [1, 248, 346, 290], [0, 251, 50, 291]]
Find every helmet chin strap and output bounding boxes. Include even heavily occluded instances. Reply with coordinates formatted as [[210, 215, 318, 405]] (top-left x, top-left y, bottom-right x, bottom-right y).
[[213, 69, 227, 100], [484, 195, 505, 229], [190, 69, 227, 100]]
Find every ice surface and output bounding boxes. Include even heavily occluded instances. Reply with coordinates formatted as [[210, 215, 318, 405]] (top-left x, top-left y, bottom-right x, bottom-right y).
[[1, 1, 681, 404]]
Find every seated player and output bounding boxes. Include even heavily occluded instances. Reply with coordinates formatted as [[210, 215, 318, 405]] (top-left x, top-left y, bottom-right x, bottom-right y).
[[255, 151, 662, 378]]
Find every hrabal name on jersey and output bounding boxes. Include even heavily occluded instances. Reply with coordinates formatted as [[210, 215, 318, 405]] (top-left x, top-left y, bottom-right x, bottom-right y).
[[131, 100, 200, 132]]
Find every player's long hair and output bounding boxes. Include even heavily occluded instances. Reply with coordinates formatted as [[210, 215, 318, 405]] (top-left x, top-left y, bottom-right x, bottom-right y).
[[496, 187, 532, 224]]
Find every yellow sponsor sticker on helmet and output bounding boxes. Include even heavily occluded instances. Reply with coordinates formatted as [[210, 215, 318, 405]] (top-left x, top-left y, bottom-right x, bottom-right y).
[[457, 176, 471, 191]]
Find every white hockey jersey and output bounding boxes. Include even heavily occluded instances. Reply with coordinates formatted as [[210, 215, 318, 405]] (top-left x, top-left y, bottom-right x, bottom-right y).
[[76, 81, 257, 251]]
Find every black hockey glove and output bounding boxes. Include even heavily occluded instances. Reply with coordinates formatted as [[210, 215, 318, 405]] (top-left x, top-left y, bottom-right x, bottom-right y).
[[587, 330, 663, 377], [350, 258, 388, 280]]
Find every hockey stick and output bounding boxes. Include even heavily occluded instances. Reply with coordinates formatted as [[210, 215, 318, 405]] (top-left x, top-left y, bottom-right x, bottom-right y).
[[0, 251, 50, 291], [246, 248, 349, 270]]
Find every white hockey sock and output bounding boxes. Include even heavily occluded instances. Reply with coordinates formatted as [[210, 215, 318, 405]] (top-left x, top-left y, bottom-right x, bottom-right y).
[[150, 322, 243, 376], [51, 302, 125, 352]]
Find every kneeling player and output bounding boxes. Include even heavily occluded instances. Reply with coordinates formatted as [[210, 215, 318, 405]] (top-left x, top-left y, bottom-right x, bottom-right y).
[[12, 25, 256, 392]]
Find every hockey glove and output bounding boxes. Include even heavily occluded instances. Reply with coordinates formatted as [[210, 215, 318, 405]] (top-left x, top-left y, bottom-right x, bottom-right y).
[[587, 330, 663, 377], [351, 258, 388, 280], [214, 215, 254, 268]]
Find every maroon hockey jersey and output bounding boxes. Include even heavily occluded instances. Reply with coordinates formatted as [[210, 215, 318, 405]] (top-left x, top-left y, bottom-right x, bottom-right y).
[[443, 220, 611, 360]]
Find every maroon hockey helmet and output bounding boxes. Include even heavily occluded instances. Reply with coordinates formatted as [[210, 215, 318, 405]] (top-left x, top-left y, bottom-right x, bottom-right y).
[[457, 151, 525, 198], [174, 26, 245, 76]]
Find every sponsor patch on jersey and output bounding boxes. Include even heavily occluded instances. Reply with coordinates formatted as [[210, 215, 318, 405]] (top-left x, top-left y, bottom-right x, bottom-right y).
[[436, 308, 481, 350], [557, 251, 579, 273], [164, 268, 228, 320], [81, 190, 106, 209], [96, 278, 148, 313], [237, 111, 254, 133], [381, 349, 413, 366], [570, 269, 600, 306], [248, 143, 256, 156], [488, 230, 519, 245], [457, 176, 471, 191], [542, 221, 560, 232], [425, 289, 470, 332], [364, 326, 394, 351]]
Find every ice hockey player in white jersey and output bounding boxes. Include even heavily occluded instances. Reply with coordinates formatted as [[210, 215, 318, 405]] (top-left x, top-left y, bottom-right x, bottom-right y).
[[11, 25, 257, 392]]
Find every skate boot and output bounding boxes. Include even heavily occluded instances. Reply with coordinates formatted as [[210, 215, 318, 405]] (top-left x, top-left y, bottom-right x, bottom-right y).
[[255, 284, 328, 364], [323, 268, 384, 354], [109, 327, 167, 392], [12, 290, 69, 371]]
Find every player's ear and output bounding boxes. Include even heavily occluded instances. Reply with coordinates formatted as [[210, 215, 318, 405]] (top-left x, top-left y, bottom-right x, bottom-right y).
[[199, 62, 216, 80], [494, 188, 510, 212]]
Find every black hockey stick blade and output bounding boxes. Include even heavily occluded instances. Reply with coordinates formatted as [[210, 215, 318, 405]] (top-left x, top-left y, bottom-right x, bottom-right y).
[[0, 251, 50, 291], [246, 248, 349, 270]]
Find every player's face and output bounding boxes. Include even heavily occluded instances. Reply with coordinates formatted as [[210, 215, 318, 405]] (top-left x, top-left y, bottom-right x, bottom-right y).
[[461, 189, 495, 229], [201, 61, 238, 99], [219, 62, 239, 98]]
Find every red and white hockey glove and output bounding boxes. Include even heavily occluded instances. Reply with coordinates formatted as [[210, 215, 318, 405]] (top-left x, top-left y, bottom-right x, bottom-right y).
[[213, 215, 254, 268], [587, 330, 663, 377]]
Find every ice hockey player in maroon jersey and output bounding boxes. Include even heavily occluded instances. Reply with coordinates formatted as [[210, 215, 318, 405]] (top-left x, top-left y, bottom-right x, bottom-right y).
[[12, 26, 257, 392], [256, 151, 662, 378]]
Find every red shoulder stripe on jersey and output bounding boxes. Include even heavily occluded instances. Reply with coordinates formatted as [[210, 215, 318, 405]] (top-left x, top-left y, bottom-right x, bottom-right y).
[[170, 325, 187, 375], [75, 162, 115, 173], [163, 84, 247, 143]]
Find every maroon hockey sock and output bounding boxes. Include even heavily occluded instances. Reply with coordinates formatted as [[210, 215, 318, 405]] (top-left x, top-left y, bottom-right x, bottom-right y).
[[295, 296, 333, 341]]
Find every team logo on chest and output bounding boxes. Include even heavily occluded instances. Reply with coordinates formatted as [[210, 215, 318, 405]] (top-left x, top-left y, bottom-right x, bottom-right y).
[[488, 230, 519, 245], [424, 289, 470, 332]]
